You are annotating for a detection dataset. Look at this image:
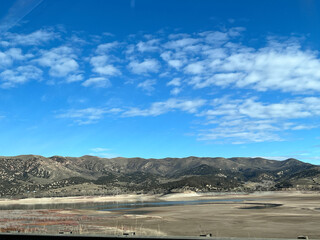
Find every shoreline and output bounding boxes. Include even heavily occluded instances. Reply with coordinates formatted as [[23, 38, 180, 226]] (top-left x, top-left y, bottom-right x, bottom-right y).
[[0, 190, 319, 206], [1, 191, 320, 237], [0, 194, 159, 205]]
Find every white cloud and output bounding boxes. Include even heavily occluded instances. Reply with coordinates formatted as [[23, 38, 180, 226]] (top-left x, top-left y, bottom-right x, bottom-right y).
[[89, 147, 118, 158], [0, 65, 42, 88], [0, 0, 43, 32], [168, 33, 190, 39], [5, 48, 32, 60], [199, 31, 229, 44], [82, 77, 111, 88], [160, 51, 185, 69], [167, 78, 182, 95], [164, 37, 200, 49], [170, 87, 181, 95], [1, 27, 319, 96], [204, 97, 320, 119], [90, 55, 108, 66], [4, 29, 57, 45], [125, 44, 135, 56], [0, 51, 13, 66], [168, 59, 183, 69], [198, 28, 245, 45], [95, 64, 120, 76], [0, 48, 32, 67], [254, 156, 291, 161], [199, 118, 317, 144], [1, 27, 320, 145], [90, 55, 120, 76], [68, 35, 88, 45], [57, 108, 106, 125], [123, 98, 206, 117], [136, 39, 160, 52], [198, 96, 320, 143], [89, 151, 118, 158], [37, 46, 79, 77], [91, 147, 110, 152], [198, 124, 282, 143], [128, 59, 160, 74], [137, 79, 156, 92], [184, 62, 205, 74], [119, 30, 320, 94], [167, 78, 181, 87], [199, 117, 287, 143], [66, 74, 83, 83], [57, 107, 121, 125], [180, 39, 320, 93], [0, 41, 9, 47], [96, 41, 119, 54]]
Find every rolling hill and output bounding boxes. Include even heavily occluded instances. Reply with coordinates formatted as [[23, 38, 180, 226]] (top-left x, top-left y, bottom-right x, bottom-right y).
[[0, 155, 319, 198]]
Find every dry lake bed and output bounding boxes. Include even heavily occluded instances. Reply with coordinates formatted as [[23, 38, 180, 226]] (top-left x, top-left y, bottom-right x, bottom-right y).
[[0, 191, 320, 238]]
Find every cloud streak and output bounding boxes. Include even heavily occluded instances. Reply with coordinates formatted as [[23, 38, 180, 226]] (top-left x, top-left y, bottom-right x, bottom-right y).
[[0, 0, 43, 32], [198, 97, 320, 143], [123, 98, 206, 117], [56, 107, 121, 125]]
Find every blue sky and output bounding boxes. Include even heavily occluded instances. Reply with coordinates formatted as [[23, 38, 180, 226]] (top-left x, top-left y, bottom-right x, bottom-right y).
[[1, 0, 320, 163]]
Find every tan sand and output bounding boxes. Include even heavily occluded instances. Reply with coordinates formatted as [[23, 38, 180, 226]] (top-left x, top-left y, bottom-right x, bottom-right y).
[[0, 194, 158, 205], [90, 191, 320, 238], [1, 191, 320, 238]]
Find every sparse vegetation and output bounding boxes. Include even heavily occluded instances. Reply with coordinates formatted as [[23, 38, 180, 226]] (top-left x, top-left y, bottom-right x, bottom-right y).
[[0, 155, 319, 198]]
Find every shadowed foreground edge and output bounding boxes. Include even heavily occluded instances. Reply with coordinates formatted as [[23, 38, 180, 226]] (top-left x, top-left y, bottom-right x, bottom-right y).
[[0, 234, 316, 240]]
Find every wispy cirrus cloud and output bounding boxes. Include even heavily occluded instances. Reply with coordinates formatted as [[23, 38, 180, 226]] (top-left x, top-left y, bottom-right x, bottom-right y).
[[95, 41, 119, 54], [82, 77, 111, 88], [57, 98, 207, 125], [122, 98, 206, 117], [56, 107, 121, 125], [203, 97, 320, 119], [0, 0, 43, 33], [137, 79, 156, 93], [167, 78, 182, 95], [91, 147, 110, 152], [198, 97, 320, 143], [89, 147, 118, 158], [136, 39, 160, 52], [66, 74, 83, 83], [4, 29, 58, 46]]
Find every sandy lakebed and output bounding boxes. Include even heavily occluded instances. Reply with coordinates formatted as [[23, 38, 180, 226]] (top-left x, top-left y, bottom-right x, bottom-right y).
[[0, 191, 320, 238]]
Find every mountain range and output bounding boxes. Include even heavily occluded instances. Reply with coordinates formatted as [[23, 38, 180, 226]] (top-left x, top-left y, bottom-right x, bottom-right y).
[[0, 155, 319, 198]]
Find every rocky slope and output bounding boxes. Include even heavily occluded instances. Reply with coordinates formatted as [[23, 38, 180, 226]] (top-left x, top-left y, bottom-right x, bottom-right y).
[[0, 155, 319, 198]]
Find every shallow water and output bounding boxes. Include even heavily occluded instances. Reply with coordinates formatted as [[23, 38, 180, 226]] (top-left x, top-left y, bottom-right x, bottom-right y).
[[0, 198, 244, 211], [239, 203, 282, 209], [91, 198, 244, 212]]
